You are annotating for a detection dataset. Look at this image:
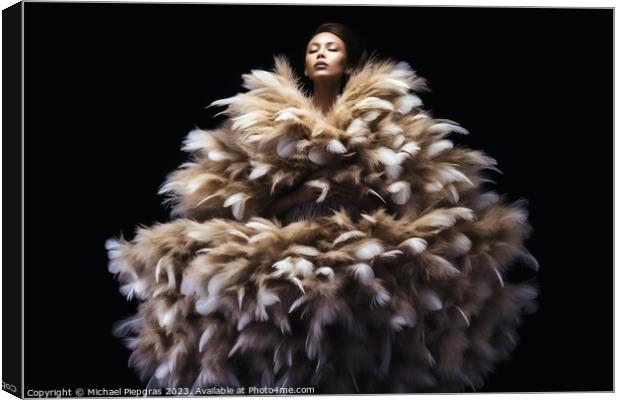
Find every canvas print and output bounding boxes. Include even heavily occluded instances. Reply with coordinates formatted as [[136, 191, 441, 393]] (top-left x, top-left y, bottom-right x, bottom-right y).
[[3, 1, 613, 398]]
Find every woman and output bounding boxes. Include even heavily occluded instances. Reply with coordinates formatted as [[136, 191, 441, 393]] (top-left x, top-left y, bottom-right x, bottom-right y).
[[107, 22, 539, 393], [270, 23, 383, 225]]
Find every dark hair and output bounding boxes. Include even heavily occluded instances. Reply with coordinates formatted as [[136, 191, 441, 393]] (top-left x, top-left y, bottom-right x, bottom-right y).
[[309, 22, 368, 71], [304, 22, 369, 92]]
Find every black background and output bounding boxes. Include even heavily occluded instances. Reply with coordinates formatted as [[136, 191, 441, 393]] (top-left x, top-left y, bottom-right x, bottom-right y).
[[22, 3, 612, 394]]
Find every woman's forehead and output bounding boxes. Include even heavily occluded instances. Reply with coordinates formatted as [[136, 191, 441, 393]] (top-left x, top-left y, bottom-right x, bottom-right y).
[[307, 32, 345, 47]]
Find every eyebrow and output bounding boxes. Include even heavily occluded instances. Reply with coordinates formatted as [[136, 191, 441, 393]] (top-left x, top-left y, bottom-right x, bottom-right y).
[[308, 41, 341, 47]]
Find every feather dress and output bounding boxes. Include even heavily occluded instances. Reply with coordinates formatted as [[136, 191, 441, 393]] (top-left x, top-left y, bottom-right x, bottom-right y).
[[106, 54, 539, 393]]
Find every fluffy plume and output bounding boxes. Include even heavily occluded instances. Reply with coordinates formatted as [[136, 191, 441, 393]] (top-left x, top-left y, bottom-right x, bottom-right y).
[[387, 181, 412, 205]]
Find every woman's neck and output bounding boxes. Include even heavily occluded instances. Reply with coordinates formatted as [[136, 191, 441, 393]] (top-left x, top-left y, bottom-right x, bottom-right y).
[[312, 79, 341, 115]]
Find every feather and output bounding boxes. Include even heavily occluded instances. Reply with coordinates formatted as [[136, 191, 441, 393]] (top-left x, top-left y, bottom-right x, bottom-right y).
[[294, 258, 314, 278], [350, 263, 374, 286], [372, 284, 392, 308], [413, 207, 474, 232], [345, 118, 367, 136], [439, 166, 473, 186], [111, 315, 142, 338], [237, 287, 245, 309], [187, 228, 213, 242], [333, 230, 366, 246], [427, 349, 437, 368], [476, 191, 500, 209], [155, 256, 166, 284], [272, 257, 294, 273], [180, 270, 202, 296], [237, 312, 253, 331], [520, 249, 540, 271], [376, 147, 407, 166], [289, 295, 308, 314], [195, 296, 219, 315], [308, 146, 331, 165], [425, 254, 461, 277], [446, 184, 460, 204], [120, 278, 148, 301], [381, 249, 404, 259], [399, 237, 428, 254], [385, 164, 403, 180], [208, 95, 238, 108], [506, 206, 529, 225], [181, 129, 217, 152], [422, 290, 443, 311], [429, 122, 469, 135], [223, 193, 248, 221], [362, 110, 381, 122], [315, 266, 335, 281], [258, 290, 281, 307], [274, 107, 301, 121], [367, 188, 387, 204], [305, 179, 330, 203], [384, 78, 411, 93], [400, 141, 420, 156], [248, 232, 275, 244], [353, 96, 394, 112], [290, 245, 320, 257], [379, 332, 391, 376], [290, 277, 305, 294], [492, 265, 505, 287], [451, 233, 472, 255], [158, 303, 178, 327], [360, 213, 377, 224], [392, 60, 414, 76], [516, 285, 539, 302], [261, 370, 275, 388], [390, 315, 410, 331], [249, 69, 280, 86], [157, 180, 180, 196], [354, 240, 385, 260], [256, 290, 280, 321], [413, 112, 430, 121], [392, 134, 406, 149], [228, 229, 249, 241], [455, 306, 470, 327], [383, 122, 404, 135], [185, 175, 212, 194], [121, 337, 139, 350], [231, 111, 266, 131], [397, 94, 423, 114], [246, 218, 277, 232], [154, 364, 169, 380], [425, 180, 444, 193], [207, 273, 226, 296], [195, 192, 222, 207], [427, 139, 454, 157], [327, 139, 347, 154], [163, 263, 176, 291], [249, 162, 272, 180], [387, 181, 411, 205], [276, 137, 298, 158], [207, 150, 230, 161]]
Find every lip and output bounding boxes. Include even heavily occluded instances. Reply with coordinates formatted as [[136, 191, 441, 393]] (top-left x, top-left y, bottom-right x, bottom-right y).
[[314, 61, 328, 67]]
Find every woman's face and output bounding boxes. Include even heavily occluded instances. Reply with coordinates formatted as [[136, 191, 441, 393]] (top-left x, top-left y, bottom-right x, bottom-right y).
[[305, 32, 351, 82]]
